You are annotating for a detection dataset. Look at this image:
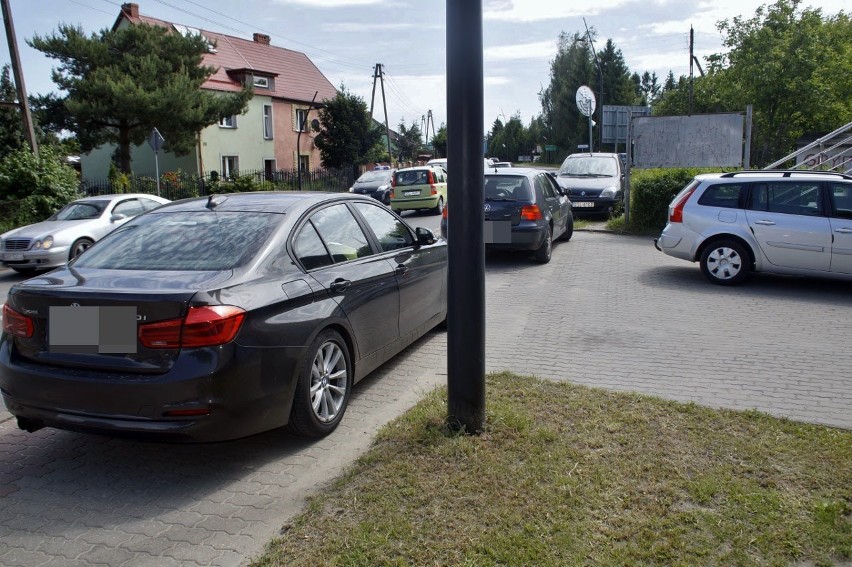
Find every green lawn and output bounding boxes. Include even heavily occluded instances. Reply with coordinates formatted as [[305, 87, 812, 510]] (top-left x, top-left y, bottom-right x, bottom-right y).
[[252, 372, 851, 566]]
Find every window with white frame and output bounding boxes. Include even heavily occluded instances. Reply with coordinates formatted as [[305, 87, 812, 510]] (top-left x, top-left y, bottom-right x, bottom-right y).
[[253, 76, 270, 89], [263, 104, 273, 139], [222, 155, 239, 178], [295, 108, 309, 132], [219, 115, 237, 128]]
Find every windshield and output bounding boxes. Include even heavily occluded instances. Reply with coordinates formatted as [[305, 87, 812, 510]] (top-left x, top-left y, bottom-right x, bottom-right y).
[[356, 170, 391, 183], [72, 211, 280, 271], [558, 157, 618, 177], [49, 201, 109, 221]]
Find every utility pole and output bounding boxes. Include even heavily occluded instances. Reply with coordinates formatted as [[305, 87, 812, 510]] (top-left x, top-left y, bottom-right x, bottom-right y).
[[583, 18, 602, 151], [425, 109, 436, 153], [689, 26, 694, 116], [368, 63, 393, 165], [2, 0, 38, 155]]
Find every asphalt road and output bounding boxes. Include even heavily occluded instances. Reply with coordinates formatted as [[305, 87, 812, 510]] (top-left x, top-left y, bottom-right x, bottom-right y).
[[1, 226, 850, 566]]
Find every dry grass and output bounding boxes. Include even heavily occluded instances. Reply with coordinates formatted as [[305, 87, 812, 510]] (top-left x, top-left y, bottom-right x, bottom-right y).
[[252, 372, 851, 566]]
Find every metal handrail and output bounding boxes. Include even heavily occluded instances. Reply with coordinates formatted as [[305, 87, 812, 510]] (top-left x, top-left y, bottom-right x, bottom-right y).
[[764, 122, 852, 170]]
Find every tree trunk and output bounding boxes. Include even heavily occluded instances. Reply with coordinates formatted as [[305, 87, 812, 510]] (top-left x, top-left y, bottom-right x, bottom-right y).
[[118, 120, 131, 173]]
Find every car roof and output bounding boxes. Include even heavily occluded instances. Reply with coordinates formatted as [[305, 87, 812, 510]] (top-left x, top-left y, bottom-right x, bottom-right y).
[[76, 193, 169, 202], [152, 191, 374, 215], [693, 170, 852, 182], [485, 167, 540, 177]]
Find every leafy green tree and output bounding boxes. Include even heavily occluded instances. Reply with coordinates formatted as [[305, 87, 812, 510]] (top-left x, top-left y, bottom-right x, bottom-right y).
[[654, 0, 851, 165], [314, 86, 382, 176], [594, 39, 638, 107], [0, 65, 25, 158], [29, 23, 252, 173], [431, 124, 447, 158], [540, 32, 596, 155], [395, 122, 424, 161]]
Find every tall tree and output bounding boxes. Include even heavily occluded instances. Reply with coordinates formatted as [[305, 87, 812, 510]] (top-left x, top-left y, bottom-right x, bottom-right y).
[[395, 122, 424, 161], [540, 31, 596, 155], [595, 39, 638, 107], [314, 86, 382, 176], [29, 23, 251, 173], [0, 65, 25, 158], [431, 124, 448, 158]]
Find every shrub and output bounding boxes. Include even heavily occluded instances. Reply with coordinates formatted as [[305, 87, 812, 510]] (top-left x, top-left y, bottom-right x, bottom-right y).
[[628, 168, 718, 233], [0, 147, 80, 231]]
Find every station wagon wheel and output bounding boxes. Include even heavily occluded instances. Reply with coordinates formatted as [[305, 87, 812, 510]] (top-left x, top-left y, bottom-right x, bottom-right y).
[[432, 197, 444, 216], [287, 329, 352, 437], [700, 239, 750, 285], [534, 225, 553, 263], [69, 238, 94, 261]]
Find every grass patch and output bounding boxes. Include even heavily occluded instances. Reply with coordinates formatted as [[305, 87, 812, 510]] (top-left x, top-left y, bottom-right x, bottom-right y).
[[252, 372, 851, 566]]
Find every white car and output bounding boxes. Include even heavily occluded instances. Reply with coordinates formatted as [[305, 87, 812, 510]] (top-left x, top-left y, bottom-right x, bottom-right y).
[[0, 193, 170, 274]]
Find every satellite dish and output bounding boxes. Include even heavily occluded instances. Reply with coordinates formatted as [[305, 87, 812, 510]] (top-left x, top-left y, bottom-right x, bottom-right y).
[[576, 85, 596, 117], [310, 118, 320, 131]]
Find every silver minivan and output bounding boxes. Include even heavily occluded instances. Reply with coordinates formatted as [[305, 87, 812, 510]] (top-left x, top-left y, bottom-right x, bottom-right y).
[[655, 170, 852, 285]]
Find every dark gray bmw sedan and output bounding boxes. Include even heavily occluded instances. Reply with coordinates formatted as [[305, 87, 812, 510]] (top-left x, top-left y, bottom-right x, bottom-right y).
[[0, 192, 447, 441]]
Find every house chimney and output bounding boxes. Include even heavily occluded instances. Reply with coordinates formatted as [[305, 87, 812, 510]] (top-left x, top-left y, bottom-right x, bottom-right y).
[[121, 3, 139, 18], [253, 33, 271, 46]]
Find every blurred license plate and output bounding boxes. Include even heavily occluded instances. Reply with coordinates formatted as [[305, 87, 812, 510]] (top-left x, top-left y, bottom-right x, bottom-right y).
[[573, 201, 594, 208], [2, 253, 24, 261], [404, 190, 420, 196], [484, 220, 511, 243], [49, 306, 138, 354]]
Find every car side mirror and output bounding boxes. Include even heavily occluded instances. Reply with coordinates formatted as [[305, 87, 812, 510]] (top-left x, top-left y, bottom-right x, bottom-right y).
[[415, 227, 436, 246], [110, 213, 127, 222]]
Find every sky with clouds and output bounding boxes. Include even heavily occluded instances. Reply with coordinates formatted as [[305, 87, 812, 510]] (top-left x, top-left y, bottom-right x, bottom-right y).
[[1, 0, 847, 135]]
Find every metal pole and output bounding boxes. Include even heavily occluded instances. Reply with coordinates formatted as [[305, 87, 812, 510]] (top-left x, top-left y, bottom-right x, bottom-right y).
[[446, 0, 485, 434], [154, 152, 160, 197]]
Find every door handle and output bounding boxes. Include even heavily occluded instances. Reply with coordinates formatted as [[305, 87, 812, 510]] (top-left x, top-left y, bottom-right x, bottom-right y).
[[329, 278, 351, 292], [394, 264, 409, 275], [754, 220, 776, 226], [835, 228, 852, 234]]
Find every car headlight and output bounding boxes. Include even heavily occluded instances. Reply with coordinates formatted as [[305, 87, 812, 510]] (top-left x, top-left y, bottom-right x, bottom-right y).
[[33, 236, 54, 250], [599, 187, 618, 199], [378, 185, 389, 191], [348, 187, 355, 192]]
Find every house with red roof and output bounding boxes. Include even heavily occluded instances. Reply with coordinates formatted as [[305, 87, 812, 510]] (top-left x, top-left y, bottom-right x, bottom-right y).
[[81, 2, 337, 182]]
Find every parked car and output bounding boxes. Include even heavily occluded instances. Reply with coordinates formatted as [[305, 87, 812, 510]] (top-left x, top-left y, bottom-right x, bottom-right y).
[[0, 194, 171, 274], [0, 192, 447, 441], [490, 161, 513, 169], [348, 168, 396, 205], [390, 165, 448, 215], [440, 168, 573, 263], [554, 152, 625, 218], [655, 170, 852, 285]]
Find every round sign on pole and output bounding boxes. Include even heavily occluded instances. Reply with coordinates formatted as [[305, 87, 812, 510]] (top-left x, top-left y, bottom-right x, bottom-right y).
[[576, 85, 596, 117]]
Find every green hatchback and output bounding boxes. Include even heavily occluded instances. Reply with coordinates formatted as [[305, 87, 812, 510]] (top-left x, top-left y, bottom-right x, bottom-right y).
[[390, 166, 448, 215]]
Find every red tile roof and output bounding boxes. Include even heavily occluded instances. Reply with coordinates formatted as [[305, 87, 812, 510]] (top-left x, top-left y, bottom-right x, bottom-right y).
[[114, 5, 337, 105]]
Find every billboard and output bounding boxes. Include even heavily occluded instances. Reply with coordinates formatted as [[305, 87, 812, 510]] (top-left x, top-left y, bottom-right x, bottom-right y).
[[602, 105, 650, 145], [632, 113, 744, 168]]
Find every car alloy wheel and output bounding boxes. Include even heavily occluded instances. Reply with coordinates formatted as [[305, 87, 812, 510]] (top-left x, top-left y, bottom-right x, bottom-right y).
[[69, 238, 94, 261], [534, 226, 553, 263], [288, 329, 352, 437]]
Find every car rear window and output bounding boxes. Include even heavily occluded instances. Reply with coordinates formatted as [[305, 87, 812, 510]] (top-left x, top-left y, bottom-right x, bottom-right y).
[[395, 170, 430, 186], [484, 176, 532, 201], [72, 211, 279, 271], [697, 184, 743, 208]]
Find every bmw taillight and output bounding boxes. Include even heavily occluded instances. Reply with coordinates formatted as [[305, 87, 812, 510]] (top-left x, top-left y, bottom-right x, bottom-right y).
[[520, 204, 543, 221], [669, 182, 699, 223], [139, 305, 246, 349], [2, 303, 34, 338]]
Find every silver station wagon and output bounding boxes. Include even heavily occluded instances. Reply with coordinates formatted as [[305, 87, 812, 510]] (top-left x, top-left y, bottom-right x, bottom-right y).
[[655, 170, 852, 285]]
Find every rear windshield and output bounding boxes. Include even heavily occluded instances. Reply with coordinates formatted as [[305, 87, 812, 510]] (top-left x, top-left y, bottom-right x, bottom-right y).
[[484, 176, 532, 201], [395, 170, 430, 186], [72, 211, 279, 271]]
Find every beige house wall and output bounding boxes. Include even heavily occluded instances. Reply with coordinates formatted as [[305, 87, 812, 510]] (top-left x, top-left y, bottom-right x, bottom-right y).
[[275, 100, 323, 171], [199, 95, 276, 176]]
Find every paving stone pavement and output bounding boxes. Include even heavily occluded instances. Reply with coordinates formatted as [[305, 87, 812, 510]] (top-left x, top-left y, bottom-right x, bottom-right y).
[[0, 230, 849, 566]]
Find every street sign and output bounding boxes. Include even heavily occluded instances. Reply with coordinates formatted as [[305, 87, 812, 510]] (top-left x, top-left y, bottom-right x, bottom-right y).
[[148, 128, 165, 154], [544, 144, 557, 151]]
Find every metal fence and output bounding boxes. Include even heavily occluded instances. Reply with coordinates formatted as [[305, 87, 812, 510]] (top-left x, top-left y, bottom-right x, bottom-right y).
[[79, 167, 356, 201]]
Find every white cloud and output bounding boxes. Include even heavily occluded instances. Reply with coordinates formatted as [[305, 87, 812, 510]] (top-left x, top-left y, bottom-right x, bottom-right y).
[[274, 0, 383, 7], [485, 40, 555, 62], [321, 22, 419, 33], [483, 0, 630, 22], [485, 76, 512, 86]]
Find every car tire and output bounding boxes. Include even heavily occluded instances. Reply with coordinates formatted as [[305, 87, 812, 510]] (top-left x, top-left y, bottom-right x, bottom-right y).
[[287, 329, 352, 438], [557, 215, 574, 242], [533, 225, 553, 263], [69, 238, 94, 261], [699, 239, 751, 285], [432, 197, 444, 216]]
